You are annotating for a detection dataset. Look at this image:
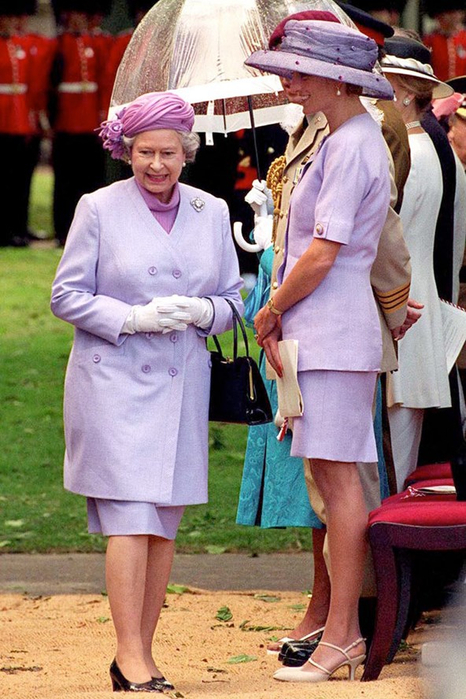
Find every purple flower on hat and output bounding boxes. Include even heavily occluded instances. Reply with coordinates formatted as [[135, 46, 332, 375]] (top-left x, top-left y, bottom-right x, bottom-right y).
[[99, 114, 126, 160]]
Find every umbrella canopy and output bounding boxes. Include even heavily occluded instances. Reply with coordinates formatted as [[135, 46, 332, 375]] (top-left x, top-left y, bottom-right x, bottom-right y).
[[110, 0, 352, 133]]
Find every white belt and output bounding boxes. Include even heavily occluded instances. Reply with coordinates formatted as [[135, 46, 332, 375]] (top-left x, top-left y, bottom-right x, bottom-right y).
[[58, 81, 98, 93], [0, 83, 27, 94]]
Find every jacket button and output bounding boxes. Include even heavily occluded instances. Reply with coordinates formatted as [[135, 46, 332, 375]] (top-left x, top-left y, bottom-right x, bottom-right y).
[[92, 354, 101, 363], [172, 269, 182, 278], [142, 364, 151, 373], [168, 367, 178, 377], [148, 266, 157, 275]]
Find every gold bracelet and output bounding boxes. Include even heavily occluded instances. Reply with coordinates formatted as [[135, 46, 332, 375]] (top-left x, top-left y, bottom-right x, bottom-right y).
[[267, 298, 283, 315]]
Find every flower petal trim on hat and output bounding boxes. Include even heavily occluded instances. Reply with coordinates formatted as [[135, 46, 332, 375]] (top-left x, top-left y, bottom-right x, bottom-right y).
[[98, 107, 127, 160]]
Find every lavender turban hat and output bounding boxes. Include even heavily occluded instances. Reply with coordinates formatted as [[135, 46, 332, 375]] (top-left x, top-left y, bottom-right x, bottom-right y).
[[99, 91, 195, 160]]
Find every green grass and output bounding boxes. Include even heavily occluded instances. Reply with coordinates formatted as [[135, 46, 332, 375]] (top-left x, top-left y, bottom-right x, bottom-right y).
[[0, 193, 312, 554], [30, 166, 54, 237]]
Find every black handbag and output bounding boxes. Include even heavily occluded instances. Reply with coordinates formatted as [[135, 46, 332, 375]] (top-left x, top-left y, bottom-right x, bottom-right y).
[[208, 300, 273, 425]]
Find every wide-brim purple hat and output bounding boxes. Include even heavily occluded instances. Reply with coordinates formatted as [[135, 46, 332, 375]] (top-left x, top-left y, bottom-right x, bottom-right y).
[[245, 19, 393, 101]]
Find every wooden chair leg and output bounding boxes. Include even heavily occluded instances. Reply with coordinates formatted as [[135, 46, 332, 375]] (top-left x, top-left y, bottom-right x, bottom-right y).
[[362, 527, 399, 681], [387, 548, 412, 663]]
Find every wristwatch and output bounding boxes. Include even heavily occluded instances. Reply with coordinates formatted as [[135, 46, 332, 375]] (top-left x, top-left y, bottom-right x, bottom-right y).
[[267, 298, 283, 316]]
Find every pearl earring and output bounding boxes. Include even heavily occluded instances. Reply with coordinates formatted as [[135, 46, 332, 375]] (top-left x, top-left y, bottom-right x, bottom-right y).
[[402, 97, 411, 106], [336, 86, 341, 96]]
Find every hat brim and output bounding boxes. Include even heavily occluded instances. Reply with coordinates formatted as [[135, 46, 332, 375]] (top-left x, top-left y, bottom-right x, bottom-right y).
[[245, 49, 394, 101], [381, 65, 453, 99]]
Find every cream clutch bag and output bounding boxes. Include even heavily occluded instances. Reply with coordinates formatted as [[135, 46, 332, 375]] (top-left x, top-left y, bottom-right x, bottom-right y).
[[266, 339, 304, 418]]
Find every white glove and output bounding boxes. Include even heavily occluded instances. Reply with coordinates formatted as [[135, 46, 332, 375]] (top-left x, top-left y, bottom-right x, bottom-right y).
[[252, 215, 273, 250], [158, 295, 214, 330], [244, 179, 269, 215], [122, 297, 190, 334]]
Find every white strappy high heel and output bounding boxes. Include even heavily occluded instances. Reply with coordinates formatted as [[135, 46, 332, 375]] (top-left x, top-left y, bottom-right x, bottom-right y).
[[273, 637, 366, 682]]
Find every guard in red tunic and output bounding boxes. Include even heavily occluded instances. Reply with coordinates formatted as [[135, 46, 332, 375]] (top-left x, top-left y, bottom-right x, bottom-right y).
[[0, 1, 34, 246], [424, 1, 466, 82], [15, 0, 57, 240], [50, 0, 109, 245]]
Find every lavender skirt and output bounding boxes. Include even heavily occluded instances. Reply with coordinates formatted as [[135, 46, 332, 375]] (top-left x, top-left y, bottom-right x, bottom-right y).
[[87, 498, 185, 540], [290, 370, 378, 463]]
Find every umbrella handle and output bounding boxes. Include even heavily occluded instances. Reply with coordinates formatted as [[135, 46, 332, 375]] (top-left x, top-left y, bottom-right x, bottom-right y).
[[233, 221, 261, 253]]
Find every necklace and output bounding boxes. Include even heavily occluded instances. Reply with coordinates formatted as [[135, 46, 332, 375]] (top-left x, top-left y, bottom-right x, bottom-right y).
[[406, 120, 421, 130]]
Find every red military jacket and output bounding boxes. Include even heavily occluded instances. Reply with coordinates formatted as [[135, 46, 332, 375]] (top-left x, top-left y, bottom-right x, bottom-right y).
[[0, 34, 32, 135], [52, 31, 107, 134], [20, 33, 57, 135], [424, 29, 466, 81]]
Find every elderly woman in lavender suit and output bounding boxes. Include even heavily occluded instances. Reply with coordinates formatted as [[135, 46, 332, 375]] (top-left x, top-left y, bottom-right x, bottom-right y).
[[51, 92, 243, 693]]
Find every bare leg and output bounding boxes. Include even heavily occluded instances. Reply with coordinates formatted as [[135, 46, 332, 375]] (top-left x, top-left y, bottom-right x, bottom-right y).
[[267, 528, 330, 651], [292, 527, 330, 635], [141, 536, 175, 678], [304, 459, 367, 672], [106, 535, 152, 684]]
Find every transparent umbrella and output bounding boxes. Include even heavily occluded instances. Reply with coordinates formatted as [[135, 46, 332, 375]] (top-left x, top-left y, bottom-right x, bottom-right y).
[[110, 0, 353, 133]]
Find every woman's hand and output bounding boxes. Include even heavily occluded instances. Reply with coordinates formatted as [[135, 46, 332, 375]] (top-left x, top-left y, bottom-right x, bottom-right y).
[[391, 298, 424, 341], [262, 325, 284, 377], [254, 304, 279, 345], [157, 295, 214, 329]]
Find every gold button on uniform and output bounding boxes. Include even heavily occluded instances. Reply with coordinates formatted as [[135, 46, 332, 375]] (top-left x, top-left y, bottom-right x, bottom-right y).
[[272, 281, 279, 289]]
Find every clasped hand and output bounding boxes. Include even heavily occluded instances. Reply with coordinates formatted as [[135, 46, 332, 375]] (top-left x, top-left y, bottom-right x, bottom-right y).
[[254, 306, 284, 377], [129, 296, 191, 334], [391, 298, 424, 341]]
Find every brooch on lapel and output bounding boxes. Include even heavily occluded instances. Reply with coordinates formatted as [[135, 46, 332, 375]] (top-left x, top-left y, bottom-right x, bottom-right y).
[[190, 197, 205, 212]]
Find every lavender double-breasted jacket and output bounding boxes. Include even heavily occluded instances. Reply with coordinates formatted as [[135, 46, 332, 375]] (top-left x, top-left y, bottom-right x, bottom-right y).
[[51, 177, 243, 505]]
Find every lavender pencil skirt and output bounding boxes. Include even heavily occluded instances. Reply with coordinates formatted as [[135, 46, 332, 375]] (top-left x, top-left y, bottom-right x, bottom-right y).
[[290, 369, 378, 464]]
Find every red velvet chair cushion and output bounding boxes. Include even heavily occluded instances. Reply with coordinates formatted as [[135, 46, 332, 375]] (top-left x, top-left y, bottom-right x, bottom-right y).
[[404, 462, 452, 488], [369, 498, 466, 526]]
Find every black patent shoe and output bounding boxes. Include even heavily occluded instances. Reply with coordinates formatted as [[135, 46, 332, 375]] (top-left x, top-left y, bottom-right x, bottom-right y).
[[278, 638, 320, 667], [151, 676, 175, 691], [109, 659, 164, 692]]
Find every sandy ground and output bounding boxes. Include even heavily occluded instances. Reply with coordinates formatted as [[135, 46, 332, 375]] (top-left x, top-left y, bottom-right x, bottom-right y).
[[0, 587, 439, 699]]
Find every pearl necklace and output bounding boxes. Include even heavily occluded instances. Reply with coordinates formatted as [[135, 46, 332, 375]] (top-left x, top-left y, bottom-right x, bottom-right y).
[[406, 120, 421, 130]]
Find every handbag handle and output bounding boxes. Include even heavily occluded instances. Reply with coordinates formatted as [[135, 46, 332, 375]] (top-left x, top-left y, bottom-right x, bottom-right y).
[[224, 298, 250, 359], [210, 298, 249, 359]]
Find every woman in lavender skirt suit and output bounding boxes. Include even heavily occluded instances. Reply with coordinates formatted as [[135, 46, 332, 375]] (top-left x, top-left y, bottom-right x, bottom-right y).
[[51, 92, 243, 692], [248, 21, 398, 683]]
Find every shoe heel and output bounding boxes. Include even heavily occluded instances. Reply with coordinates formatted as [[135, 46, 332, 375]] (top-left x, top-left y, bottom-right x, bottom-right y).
[[111, 678, 122, 691], [347, 654, 365, 680]]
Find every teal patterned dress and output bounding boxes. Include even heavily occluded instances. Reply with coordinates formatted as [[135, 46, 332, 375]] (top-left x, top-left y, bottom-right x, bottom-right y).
[[236, 246, 324, 528], [236, 247, 389, 528]]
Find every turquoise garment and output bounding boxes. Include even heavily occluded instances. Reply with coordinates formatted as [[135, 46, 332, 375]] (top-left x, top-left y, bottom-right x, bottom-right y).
[[237, 245, 389, 528], [237, 351, 324, 528], [238, 245, 323, 528], [243, 246, 273, 328]]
